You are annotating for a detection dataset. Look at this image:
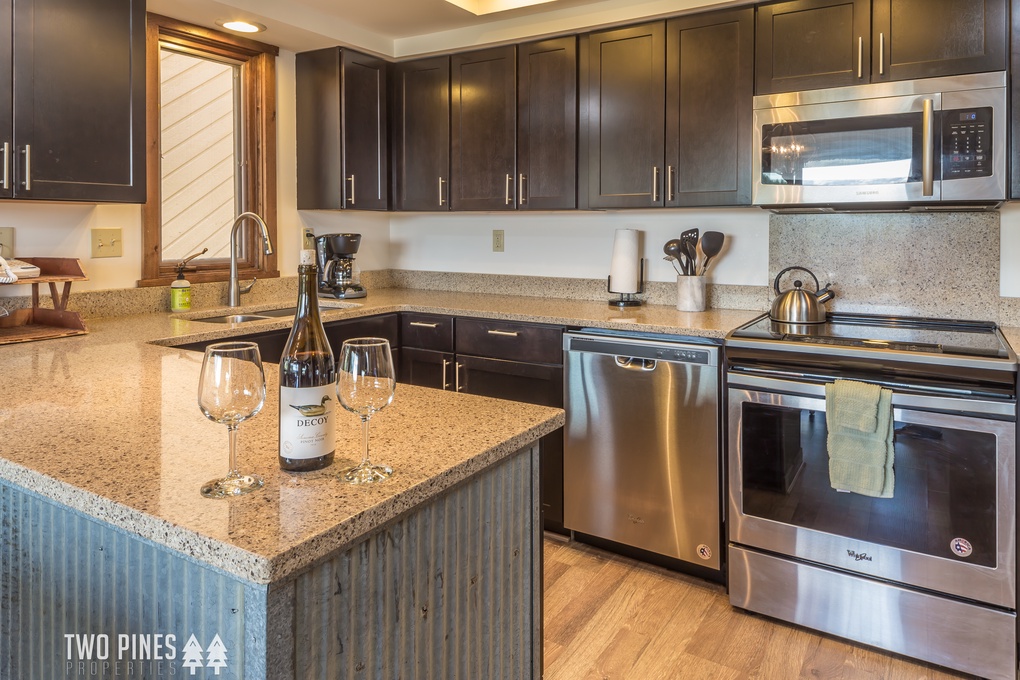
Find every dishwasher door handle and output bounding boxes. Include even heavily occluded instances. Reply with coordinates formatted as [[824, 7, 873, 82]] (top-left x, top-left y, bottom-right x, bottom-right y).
[[615, 356, 657, 371]]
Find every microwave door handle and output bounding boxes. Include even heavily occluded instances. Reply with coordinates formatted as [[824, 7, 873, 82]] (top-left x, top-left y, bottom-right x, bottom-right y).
[[922, 98, 934, 197]]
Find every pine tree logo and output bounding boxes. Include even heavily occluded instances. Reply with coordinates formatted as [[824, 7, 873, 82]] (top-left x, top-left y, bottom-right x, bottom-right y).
[[206, 634, 228, 675], [181, 634, 205, 675]]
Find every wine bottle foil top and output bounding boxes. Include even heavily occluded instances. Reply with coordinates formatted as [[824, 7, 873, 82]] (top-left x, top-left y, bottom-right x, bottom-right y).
[[299, 249, 316, 266]]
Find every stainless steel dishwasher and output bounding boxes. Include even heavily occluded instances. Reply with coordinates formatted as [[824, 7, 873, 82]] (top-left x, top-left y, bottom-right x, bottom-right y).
[[563, 330, 721, 571]]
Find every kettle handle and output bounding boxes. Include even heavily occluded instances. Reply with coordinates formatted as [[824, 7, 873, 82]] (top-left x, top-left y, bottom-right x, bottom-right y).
[[774, 266, 820, 295]]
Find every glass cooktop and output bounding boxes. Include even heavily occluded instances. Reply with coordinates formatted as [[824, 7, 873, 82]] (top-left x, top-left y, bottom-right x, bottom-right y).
[[730, 312, 1012, 359]]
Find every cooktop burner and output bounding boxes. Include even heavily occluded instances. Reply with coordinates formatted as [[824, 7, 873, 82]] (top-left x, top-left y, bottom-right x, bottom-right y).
[[730, 312, 1012, 360]]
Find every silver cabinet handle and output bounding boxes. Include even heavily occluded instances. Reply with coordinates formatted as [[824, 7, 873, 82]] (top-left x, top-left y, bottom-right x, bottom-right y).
[[409, 321, 440, 328], [22, 144, 30, 191], [519, 173, 526, 205], [439, 176, 446, 206], [487, 329, 519, 337], [504, 173, 512, 205], [857, 36, 863, 79], [879, 32, 885, 76], [652, 166, 659, 203], [347, 175, 355, 205], [666, 165, 675, 202], [441, 358, 451, 390], [455, 361, 463, 392], [1, 142, 8, 190], [922, 98, 934, 197]]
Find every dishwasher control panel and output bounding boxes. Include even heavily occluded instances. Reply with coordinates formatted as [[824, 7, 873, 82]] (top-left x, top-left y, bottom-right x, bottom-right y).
[[564, 333, 717, 366]]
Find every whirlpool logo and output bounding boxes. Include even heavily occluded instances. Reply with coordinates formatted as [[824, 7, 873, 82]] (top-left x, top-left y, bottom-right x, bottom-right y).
[[847, 549, 873, 562]]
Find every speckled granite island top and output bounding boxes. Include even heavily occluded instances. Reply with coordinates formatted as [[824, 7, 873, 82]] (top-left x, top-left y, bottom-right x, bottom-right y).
[[0, 289, 753, 586]]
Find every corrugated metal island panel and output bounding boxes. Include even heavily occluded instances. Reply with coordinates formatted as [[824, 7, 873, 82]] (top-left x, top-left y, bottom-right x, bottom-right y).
[[0, 444, 539, 680]]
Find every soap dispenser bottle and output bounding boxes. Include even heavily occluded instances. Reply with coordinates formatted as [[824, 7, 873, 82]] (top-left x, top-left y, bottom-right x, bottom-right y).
[[170, 248, 208, 313]]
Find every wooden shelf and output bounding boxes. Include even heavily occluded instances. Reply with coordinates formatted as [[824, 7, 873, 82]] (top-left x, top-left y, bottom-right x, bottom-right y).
[[0, 258, 88, 345]]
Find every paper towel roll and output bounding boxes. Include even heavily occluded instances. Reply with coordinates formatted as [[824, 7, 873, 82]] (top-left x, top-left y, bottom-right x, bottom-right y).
[[609, 229, 640, 294]]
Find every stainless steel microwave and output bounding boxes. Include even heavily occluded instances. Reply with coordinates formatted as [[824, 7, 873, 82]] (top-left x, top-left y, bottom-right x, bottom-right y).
[[752, 72, 1006, 211]]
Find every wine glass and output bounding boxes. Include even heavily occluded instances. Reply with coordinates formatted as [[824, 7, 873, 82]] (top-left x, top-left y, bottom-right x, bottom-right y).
[[336, 337, 396, 484], [198, 341, 266, 498]]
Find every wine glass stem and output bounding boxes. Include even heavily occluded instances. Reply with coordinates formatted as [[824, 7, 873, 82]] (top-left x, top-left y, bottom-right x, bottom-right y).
[[227, 423, 240, 477], [360, 415, 372, 466]]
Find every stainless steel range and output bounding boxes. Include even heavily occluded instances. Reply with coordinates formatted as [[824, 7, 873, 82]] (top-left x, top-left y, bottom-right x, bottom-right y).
[[725, 312, 1017, 680]]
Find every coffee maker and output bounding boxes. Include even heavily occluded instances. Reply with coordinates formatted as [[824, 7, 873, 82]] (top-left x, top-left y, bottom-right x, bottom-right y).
[[315, 233, 367, 299]]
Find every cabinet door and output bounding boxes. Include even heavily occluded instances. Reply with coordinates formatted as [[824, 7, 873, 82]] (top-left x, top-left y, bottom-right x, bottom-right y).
[[666, 8, 753, 207], [584, 23, 666, 208], [296, 48, 343, 210], [872, 0, 1006, 82], [343, 50, 388, 210], [450, 46, 516, 211], [0, 0, 10, 200], [324, 313, 399, 352], [392, 56, 450, 211], [400, 347, 454, 389], [517, 37, 577, 210], [456, 354, 564, 529], [1012, 0, 1020, 199], [12, 0, 145, 201], [755, 0, 871, 94]]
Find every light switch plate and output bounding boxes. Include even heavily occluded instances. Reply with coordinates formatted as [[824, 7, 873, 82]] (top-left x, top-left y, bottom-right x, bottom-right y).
[[0, 227, 13, 258], [91, 228, 123, 258]]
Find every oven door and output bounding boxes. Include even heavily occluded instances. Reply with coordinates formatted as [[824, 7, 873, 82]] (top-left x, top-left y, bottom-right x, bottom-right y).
[[728, 373, 1016, 609]]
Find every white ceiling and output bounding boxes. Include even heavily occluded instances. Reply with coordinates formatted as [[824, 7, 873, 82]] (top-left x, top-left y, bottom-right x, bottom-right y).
[[146, 0, 746, 58]]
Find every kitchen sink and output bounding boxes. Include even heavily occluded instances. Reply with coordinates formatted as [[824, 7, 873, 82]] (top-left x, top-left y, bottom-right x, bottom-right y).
[[193, 313, 274, 324]]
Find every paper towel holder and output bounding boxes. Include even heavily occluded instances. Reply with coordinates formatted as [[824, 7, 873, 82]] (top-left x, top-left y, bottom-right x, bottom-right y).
[[607, 259, 644, 307]]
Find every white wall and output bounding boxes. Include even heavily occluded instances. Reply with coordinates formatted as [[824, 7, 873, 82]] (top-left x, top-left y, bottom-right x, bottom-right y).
[[1000, 202, 1020, 297]]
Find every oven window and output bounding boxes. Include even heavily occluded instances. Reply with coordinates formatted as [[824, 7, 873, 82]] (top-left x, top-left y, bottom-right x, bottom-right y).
[[740, 403, 997, 567], [761, 113, 924, 186]]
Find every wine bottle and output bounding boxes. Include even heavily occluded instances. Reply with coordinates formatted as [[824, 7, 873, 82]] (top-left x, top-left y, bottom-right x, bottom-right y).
[[279, 249, 335, 471]]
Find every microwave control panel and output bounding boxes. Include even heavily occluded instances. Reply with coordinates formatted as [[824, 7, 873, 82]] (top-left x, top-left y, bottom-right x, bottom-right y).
[[942, 107, 992, 178]]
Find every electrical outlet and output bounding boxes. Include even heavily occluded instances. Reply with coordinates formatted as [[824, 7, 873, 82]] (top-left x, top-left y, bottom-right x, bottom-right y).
[[302, 228, 316, 250], [0, 227, 14, 258], [492, 229, 505, 253], [91, 228, 123, 258]]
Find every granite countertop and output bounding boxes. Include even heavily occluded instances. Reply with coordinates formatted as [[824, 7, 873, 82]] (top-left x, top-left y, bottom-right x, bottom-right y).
[[0, 289, 749, 585]]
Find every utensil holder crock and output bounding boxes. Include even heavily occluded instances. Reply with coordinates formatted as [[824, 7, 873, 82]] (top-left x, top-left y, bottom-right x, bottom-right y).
[[677, 276, 706, 312]]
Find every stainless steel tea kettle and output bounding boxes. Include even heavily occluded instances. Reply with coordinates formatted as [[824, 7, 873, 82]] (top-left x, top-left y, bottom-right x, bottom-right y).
[[770, 266, 835, 324]]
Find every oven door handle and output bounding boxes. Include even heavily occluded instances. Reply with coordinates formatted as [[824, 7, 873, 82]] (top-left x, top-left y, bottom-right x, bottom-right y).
[[726, 370, 1016, 418]]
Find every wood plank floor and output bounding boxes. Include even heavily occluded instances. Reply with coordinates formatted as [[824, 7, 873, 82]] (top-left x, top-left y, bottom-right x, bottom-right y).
[[543, 537, 974, 680]]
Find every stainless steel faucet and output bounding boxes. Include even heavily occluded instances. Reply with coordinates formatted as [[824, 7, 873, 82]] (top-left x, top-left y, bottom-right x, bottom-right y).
[[228, 212, 274, 307]]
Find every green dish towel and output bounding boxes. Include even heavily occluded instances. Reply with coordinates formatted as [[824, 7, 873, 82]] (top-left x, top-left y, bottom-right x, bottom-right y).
[[825, 379, 894, 498]]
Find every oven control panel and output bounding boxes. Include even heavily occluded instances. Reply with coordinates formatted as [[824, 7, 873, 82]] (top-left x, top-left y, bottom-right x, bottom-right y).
[[941, 107, 992, 178]]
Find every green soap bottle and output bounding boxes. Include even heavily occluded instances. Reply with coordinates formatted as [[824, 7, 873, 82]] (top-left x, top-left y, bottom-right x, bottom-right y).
[[170, 266, 191, 312]]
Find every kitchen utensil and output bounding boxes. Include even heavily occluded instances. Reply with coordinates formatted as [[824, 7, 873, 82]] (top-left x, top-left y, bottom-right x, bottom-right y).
[[697, 231, 725, 275], [770, 266, 835, 324], [662, 239, 684, 276], [679, 229, 699, 276]]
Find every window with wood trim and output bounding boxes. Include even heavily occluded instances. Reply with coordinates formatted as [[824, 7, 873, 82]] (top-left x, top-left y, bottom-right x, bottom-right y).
[[139, 14, 279, 287]]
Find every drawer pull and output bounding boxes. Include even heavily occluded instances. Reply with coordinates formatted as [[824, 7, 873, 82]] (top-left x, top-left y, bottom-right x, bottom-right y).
[[487, 329, 519, 337], [409, 321, 440, 328]]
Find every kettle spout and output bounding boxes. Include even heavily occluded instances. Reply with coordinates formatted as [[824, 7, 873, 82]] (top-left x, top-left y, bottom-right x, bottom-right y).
[[816, 286, 836, 305]]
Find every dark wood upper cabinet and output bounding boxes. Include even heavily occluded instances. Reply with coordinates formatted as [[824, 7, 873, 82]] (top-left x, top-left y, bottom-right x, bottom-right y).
[[517, 37, 577, 210], [4, 0, 145, 202], [0, 0, 12, 200], [296, 47, 388, 211], [871, 0, 1006, 82], [756, 0, 1006, 94], [392, 56, 450, 211], [450, 46, 517, 211], [666, 8, 753, 206], [583, 22, 666, 209], [755, 0, 871, 94]]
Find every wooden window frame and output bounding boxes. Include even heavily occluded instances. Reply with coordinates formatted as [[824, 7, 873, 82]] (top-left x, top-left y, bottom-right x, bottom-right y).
[[139, 14, 280, 287]]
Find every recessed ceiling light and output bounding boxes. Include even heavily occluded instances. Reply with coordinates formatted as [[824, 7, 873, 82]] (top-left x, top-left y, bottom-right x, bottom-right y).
[[443, 0, 558, 16], [216, 19, 266, 34]]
